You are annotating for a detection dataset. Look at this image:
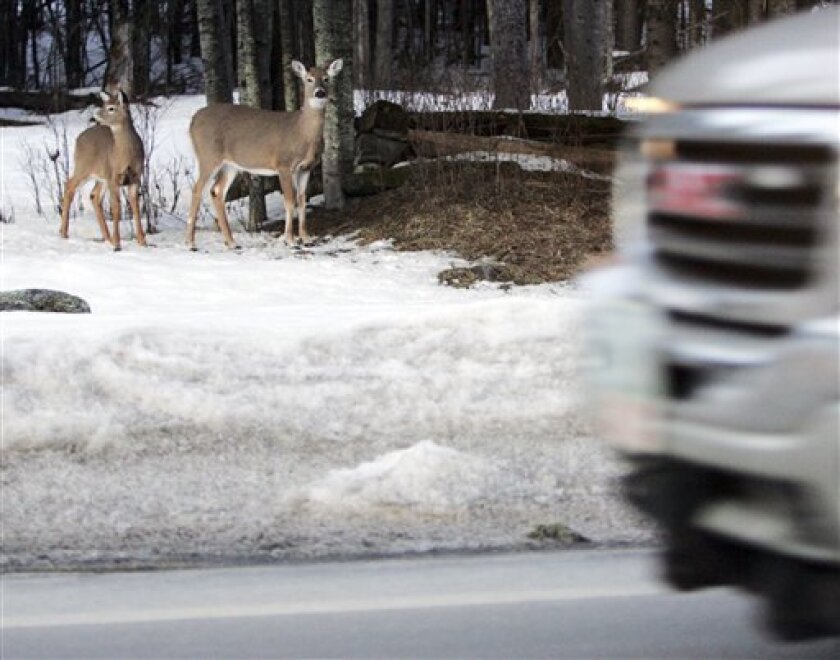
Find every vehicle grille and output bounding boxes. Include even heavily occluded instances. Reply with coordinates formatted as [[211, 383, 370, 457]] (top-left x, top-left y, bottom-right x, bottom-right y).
[[646, 141, 834, 292]]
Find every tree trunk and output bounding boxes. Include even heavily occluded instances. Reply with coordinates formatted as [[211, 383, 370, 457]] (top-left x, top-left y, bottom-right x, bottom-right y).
[[374, 0, 393, 87], [278, 0, 298, 111], [545, 0, 564, 70], [747, 0, 765, 24], [614, 0, 641, 52], [65, 0, 83, 88], [314, 0, 354, 210], [687, 0, 706, 49], [563, 0, 611, 112], [487, 0, 528, 110], [528, 0, 543, 93], [298, 0, 316, 67], [106, 1, 133, 94], [424, 0, 433, 60], [712, 0, 748, 38], [767, 0, 796, 16], [238, 0, 272, 230], [196, 0, 233, 103], [132, 0, 152, 97], [354, 0, 370, 88], [646, 0, 677, 75]]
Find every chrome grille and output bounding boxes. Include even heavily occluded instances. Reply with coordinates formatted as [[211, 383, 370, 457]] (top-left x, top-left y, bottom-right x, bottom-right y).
[[646, 141, 833, 291]]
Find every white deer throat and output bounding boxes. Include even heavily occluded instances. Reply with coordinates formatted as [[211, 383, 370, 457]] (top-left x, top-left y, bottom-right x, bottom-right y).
[[308, 97, 327, 110]]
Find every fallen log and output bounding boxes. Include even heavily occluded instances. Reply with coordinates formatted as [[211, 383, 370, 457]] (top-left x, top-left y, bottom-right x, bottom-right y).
[[407, 129, 616, 174], [0, 90, 99, 114]]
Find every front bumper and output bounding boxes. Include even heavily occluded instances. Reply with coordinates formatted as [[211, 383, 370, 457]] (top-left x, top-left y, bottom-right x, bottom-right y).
[[584, 266, 840, 563]]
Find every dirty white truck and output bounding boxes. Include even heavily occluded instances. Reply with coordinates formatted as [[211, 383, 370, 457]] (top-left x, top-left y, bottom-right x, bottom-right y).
[[587, 8, 839, 640]]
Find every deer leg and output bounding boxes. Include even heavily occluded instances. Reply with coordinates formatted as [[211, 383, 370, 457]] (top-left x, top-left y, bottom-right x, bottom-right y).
[[186, 167, 215, 250], [295, 168, 313, 245], [278, 169, 297, 245], [109, 185, 122, 251], [210, 167, 238, 249], [127, 183, 147, 247], [90, 181, 112, 244], [60, 176, 80, 239]]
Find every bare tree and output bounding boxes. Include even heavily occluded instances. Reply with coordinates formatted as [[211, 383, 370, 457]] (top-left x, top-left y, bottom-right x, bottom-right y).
[[487, 0, 529, 110], [529, 0, 543, 93], [687, 0, 707, 49], [238, 0, 275, 230], [647, 0, 678, 74], [314, 0, 354, 210], [563, 0, 612, 112], [767, 0, 797, 16], [279, 0, 299, 111], [354, 0, 371, 89], [197, 0, 233, 103], [105, 1, 133, 94], [712, 0, 748, 38], [614, 0, 642, 52], [374, 0, 393, 87]]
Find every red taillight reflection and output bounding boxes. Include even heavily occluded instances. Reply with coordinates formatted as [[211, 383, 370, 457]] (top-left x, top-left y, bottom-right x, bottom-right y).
[[648, 164, 744, 220]]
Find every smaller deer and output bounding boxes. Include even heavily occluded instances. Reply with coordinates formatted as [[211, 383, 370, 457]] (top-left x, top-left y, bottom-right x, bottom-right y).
[[186, 59, 343, 250], [60, 89, 146, 251]]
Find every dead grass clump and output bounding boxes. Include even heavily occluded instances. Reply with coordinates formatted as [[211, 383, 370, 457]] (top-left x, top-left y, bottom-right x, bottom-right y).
[[319, 161, 613, 286]]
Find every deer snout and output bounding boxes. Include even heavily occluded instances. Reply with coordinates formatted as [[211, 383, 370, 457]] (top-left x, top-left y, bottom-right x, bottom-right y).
[[314, 88, 327, 99]]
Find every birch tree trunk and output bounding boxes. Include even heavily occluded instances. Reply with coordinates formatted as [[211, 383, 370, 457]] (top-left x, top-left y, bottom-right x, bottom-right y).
[[314, 0, 354, 210], [106, 1, 133, 95], [197, 0, 233, 103], [374, 0, 393, 88], [487, 0, 529, 110]]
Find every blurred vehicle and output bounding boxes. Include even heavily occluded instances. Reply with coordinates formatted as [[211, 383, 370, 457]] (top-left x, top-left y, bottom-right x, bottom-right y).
[[585, 7, 839, 640]]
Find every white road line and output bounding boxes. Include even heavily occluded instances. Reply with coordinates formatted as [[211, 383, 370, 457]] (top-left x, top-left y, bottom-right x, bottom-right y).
[[2, 584, 668, 629]]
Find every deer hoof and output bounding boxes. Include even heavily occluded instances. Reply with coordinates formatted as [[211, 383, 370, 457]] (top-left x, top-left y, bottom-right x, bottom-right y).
[[113, 245, 122, 252]]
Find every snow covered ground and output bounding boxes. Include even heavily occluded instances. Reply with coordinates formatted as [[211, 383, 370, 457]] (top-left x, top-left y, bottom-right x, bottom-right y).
[[1, 97, 652, 570]]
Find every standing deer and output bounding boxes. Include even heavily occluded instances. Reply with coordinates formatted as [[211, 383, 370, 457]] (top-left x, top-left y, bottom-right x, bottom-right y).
[[60, 89, 147, 251], [186, 59, 343, 250]]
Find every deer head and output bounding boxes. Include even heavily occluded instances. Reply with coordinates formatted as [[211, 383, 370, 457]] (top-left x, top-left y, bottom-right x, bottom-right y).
[[291, 59, 343, 110]]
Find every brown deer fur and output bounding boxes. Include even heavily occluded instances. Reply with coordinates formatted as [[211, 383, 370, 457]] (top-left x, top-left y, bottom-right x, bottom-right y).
[[60, 89, 146, 251], [185, 59, 343, 249]]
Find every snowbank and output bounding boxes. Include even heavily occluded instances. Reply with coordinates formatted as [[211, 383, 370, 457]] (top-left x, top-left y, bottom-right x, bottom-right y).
[[1, 96, 651, 569]]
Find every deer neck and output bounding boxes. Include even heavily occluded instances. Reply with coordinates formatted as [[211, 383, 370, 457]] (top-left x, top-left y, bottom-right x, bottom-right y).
[[298, 104, 326, 140]]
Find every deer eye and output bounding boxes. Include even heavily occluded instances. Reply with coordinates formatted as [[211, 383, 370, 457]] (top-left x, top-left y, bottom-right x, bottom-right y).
[[107, 107, 115, 113], [307, 77, 314, 83]]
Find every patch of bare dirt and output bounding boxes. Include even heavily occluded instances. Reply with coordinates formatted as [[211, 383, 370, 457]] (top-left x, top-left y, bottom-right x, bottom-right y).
[[317, 161, 613, 286]]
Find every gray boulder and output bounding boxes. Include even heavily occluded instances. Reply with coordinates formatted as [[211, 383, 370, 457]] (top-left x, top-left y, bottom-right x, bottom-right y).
[[0, 289, 91, 313]]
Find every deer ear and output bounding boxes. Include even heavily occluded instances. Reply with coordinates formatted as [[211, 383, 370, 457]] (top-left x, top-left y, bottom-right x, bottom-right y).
[[99, 90, 110, 102], [327, 59, 343, 77], [291, 60, 307, 79], [118, 90, 128, 106]]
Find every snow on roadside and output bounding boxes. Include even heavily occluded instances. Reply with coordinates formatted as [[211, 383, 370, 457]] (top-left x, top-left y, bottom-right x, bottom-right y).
[[1, 96, 652, 569]]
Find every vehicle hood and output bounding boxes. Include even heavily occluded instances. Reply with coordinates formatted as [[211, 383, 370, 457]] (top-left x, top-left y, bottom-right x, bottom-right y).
[[651, 7, 839, 107]]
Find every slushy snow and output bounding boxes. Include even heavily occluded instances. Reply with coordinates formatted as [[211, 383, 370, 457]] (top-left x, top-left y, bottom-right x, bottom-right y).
[[1, 96, 651, 570]]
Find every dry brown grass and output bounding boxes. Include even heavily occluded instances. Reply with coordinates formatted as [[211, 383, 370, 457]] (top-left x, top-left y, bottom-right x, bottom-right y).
[[317, 161, 613, 286]]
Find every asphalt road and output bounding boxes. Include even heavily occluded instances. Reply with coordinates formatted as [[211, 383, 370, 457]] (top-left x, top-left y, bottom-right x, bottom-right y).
[[3, 548, 838, 658]]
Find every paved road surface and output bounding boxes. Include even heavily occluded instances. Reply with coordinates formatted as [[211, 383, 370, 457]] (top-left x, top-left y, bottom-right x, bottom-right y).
[[3, 548, 838, 658]]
